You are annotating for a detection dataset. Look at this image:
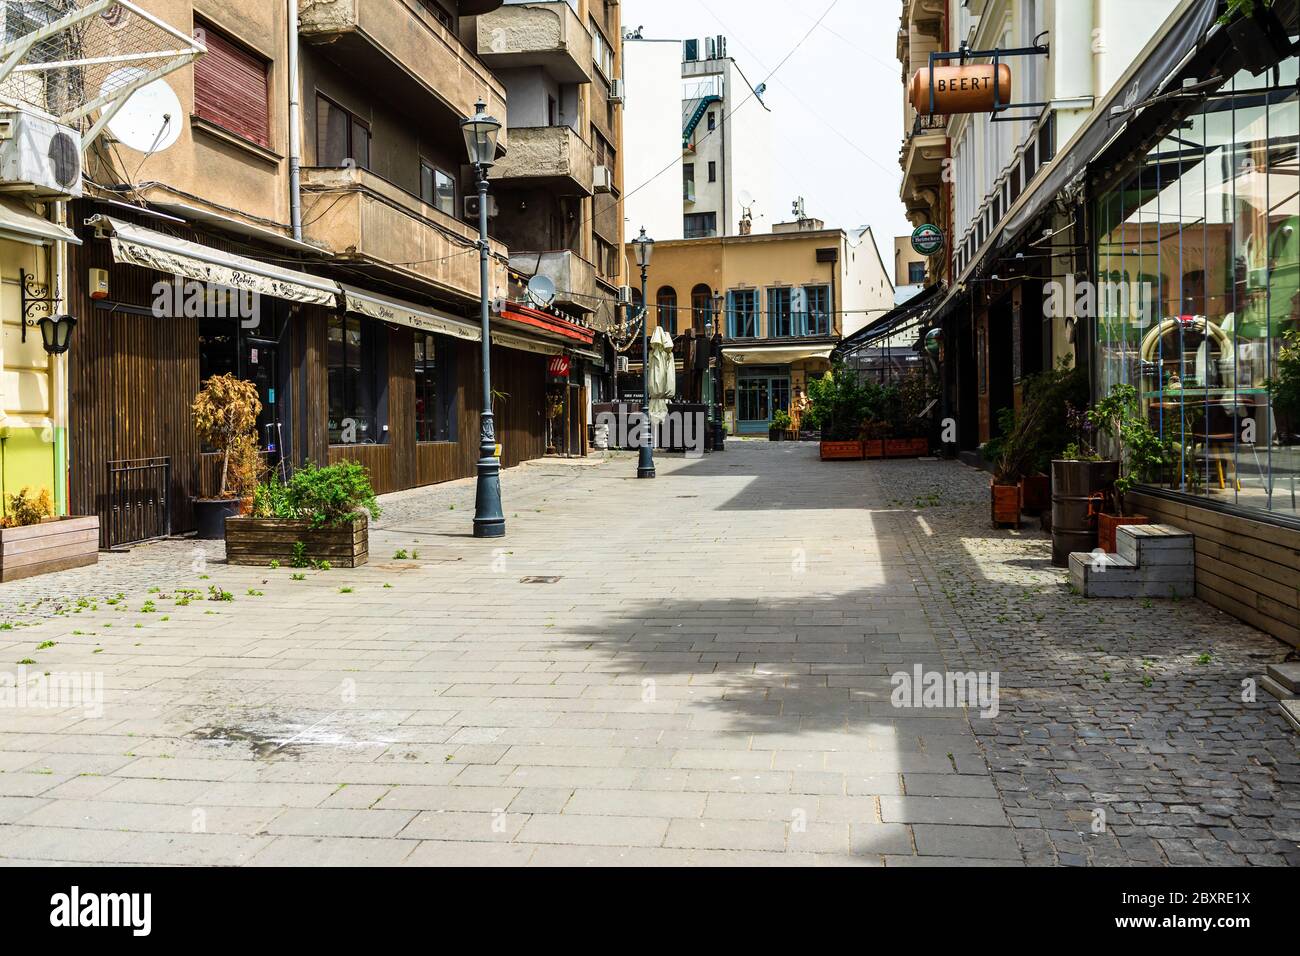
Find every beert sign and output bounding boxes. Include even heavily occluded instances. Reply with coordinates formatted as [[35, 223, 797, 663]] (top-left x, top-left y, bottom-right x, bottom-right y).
[[909, 64, 1012, 116]]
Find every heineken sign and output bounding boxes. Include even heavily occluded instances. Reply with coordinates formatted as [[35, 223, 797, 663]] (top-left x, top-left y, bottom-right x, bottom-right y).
[[912, 224, 944, 257]]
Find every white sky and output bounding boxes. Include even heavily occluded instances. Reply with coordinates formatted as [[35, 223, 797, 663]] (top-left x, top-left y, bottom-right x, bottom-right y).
[[620, 0, 913, 245]]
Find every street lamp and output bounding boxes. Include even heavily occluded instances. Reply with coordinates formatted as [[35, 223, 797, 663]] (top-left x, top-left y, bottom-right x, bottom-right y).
[[38, 314, 76, 355], [461, 100, 505, 538], [633, 227, 655, 479], [711, 290, 725, 450]]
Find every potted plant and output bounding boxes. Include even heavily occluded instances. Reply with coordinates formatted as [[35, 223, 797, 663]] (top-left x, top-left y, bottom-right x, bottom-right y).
[[226, 461, 381, 567], [0, 488, 99, 582], [1267, 327, 1300, 445], [807, 363, 870, 460], [1086, 383, 1173, 553], [192, 374, 264, 540], [1222, 0, 1294, 76], [1016, 361, 1089, 514], [885, 371, 936, 457], [769, 409, 793, 442], [1051, 401, 1119, 566]]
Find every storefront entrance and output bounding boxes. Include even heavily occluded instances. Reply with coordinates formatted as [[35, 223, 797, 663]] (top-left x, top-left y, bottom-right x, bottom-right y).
[[736, 367, 791, 435]]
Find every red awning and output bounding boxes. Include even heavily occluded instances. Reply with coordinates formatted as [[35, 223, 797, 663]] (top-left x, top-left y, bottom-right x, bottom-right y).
[[499, 303, 595, 345]]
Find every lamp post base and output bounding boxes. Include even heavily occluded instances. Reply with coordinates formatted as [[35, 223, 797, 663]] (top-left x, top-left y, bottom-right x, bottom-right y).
[[636, 443, 656, 479], [472, 454, 506, 538]]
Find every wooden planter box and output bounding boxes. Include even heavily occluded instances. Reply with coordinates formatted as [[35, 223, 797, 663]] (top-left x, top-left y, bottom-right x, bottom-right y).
[[0, 516, 99, 582], [1097, 513, 1149, 555], [862, 439, 886, 459], [991, 482, 1021, 527], [225, 516, 369, 568], [885, 437, 930, 458], [820, 440, 864, 461], [1020, 474, 1050, 515]]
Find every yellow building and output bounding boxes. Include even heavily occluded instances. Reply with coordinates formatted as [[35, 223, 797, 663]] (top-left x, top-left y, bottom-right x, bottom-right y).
[[629, 221, 892, 435]]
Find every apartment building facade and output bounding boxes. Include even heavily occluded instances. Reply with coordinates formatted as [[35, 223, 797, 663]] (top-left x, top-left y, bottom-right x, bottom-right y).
[[623, 32, 773, 242], [0, 0, 623, 548]]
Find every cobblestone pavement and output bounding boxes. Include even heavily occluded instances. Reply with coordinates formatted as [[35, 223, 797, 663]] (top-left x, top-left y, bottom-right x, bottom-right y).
[[0, 443, 1295, 866]]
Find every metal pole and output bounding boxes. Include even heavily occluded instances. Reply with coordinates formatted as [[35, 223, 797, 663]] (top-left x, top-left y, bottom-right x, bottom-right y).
[[288, 0, 302, 242], [473, 167, 505, 537], [637, 263, 656, 478]]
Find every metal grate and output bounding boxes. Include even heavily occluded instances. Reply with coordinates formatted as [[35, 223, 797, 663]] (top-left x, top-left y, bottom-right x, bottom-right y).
[[105, 456, 170, 549]]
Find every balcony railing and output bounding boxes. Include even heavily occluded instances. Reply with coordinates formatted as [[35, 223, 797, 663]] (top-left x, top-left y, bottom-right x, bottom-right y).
[[509, 249, 599, 316]]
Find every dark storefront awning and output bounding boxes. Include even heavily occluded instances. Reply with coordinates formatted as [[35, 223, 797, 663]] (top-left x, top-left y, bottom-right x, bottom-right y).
[[835, 284, 942, 358]]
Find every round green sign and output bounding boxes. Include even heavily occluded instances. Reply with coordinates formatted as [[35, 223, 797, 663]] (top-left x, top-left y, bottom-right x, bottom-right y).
[[911, 224, 944, 257]]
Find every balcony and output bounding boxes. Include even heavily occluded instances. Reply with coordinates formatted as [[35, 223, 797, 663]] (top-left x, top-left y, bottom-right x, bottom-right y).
[[299, 0, 507, 145], [475, 1, 593, 85], [489, 125, 594, 196], [508, 250, 599, 315], [301, 165, 508, 305]]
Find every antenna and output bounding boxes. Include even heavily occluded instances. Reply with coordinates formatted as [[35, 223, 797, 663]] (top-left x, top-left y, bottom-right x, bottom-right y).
[[104, 72, 183, 154], [526, 274, 557, 309]]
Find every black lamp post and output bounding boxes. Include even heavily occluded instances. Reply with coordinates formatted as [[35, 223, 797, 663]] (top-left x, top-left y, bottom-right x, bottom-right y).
[[38, 314, 77, 355], [461, 100, 505, 538], [712, 290, 726, 450], [633, 227, 655, 479]]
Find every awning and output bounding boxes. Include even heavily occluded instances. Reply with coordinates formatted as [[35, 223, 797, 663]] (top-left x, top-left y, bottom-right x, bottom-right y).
[[723, 344, 834, 366], [492, 330, 564, 356], [87, 215, 340, 306], [0, 198, 80, 247], [836, 284, 942, 358], [570, 347, 605, 366], [341, 284, 480, 341], [998, 0, 1219, 248]]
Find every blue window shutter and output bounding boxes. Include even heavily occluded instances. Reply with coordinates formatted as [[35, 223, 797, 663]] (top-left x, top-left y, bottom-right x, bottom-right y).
[[726, 291, 736, 337]]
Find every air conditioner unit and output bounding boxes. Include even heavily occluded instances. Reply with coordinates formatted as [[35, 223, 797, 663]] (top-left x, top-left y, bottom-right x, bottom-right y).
[[463, 194, 499, 220], [0, 111, 82, 199], [594, 165, 614, 194], [616, 355, 630, 373], [609, 79, 625, 105]]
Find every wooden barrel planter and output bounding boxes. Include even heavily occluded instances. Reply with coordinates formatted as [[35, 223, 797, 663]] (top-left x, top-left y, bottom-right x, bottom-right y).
[[0, 517, 100, 582], [1050, 460, 1119, 567], [990, 482, 1021, 527], [820, 440, 864, 461], [225, 517, 369, 568]]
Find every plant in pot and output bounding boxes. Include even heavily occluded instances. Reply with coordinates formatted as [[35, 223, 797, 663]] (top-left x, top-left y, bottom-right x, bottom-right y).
[[228, 461, 382, 567], [1221, 0, 1294, 76], [1086, 383, 1173, 554], [1016, 360, 1089, 514], [0, 487, 99, 582], [769, 409, 793, 442], [888, 369, 937, 457], [1266, 326, 1300, 445], [192, 374, 264, 540], [808, 363, 871, 460]]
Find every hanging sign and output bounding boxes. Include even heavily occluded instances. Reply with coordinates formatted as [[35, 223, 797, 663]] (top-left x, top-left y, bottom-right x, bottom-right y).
[[910, 63, 1012, 116], [911, 224, 945, 257], [548, 355, 572, 380]]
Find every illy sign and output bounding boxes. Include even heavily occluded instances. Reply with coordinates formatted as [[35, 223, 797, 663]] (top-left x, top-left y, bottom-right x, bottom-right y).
[[548, 356, 572, 379]]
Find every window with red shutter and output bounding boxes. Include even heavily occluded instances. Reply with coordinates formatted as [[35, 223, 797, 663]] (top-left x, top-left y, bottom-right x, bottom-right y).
[[193, 21, 271, 149]]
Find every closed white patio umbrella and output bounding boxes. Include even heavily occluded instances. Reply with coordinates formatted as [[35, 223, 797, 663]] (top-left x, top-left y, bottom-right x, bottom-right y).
[[648, 326, 676, 424]]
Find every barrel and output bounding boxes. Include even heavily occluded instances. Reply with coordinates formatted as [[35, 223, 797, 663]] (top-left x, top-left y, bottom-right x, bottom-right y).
[[1051, 460, 1119, 567], [909, 64, 1012, 116]]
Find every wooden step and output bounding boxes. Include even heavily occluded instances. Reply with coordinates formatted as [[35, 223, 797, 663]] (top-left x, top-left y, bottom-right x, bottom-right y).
[[1266, 662, 1300, 695]]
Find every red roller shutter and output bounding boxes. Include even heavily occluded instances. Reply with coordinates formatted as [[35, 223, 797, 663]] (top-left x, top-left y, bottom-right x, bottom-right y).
[[193, 22, 271, 149]]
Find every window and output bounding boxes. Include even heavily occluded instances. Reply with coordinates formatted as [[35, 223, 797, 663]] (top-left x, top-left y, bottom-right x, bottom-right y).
[[317, 95, 370, 169], [804, 285, 831, 336], [193, 21, 271, 148], [591, 19, 615, 79], [684, 212, 717, 239], [415, 333, 456, 442], [727, 290, 759, 338], [420, 162, 456, 216], [683, 163, 695, 201], [594, 236, 618, 281], [656, 287, 678, 335], [416, 0, 453, 29], [328, 314, 386, 444], [707, 111, 716, 131], [767, 288, 793, 338], [591, 126, 616, 170], [691, 284, 714, 332], [708, 161, 717, 183], [909, 261, 927, 284]]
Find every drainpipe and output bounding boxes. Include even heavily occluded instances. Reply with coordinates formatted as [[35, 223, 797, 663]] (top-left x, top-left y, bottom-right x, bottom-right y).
[[288, 0, 303, 241]]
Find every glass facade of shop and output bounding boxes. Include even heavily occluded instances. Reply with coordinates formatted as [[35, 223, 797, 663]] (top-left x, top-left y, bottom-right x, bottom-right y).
[[1094, 61, 1299, 517]]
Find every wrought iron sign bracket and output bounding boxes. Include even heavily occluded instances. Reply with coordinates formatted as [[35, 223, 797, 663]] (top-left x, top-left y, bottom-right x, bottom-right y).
[[928, 33, 1051, 124], [19, 268, 60, 343]]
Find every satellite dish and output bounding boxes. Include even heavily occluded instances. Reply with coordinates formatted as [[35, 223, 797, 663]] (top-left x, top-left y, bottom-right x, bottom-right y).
[[526, 274, 556, 308], [739, 189, 755, 208], [103, 72, 183, 154]]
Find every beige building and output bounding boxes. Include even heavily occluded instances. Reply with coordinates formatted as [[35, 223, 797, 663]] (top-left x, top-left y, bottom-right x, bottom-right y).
[[628, 221, 892, 436], [894, 236, 928, 289]]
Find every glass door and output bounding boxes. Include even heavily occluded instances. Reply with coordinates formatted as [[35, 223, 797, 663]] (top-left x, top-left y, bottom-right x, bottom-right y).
[[736, 369, 790, 434]]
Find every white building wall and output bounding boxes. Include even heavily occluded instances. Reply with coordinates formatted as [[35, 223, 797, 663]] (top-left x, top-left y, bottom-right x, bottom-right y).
[[623, 38, 685, 243], [842, 228, 896, 339], [724, 58, 775, 236]]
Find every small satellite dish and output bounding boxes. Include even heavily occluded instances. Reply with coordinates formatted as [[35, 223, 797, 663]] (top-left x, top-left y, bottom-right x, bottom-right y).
[[103, 71, 183, 154], [526, 274, 556, 308], [739, 189, 755, 208]]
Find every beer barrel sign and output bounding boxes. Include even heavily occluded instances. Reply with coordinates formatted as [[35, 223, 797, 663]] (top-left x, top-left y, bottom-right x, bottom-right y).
[[910, 64, 1012, 116], [911, 224, 945, 257]]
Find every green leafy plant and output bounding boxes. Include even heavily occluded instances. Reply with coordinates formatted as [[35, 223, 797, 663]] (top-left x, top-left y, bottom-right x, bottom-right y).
[[989, 360, 1089, 482], [253, 462, 380, 529], [290, 541, 309, 569], [1266, 328, 1300, 423], [1088, 384, 1173, 515], [1220, 0, 1274, 23], [805, 363, 881, 441], [770, 409, 793, 432]]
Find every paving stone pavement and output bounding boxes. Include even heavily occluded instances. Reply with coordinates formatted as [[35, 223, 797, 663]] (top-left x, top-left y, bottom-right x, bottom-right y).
[[0, 443, 1294, 866]]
